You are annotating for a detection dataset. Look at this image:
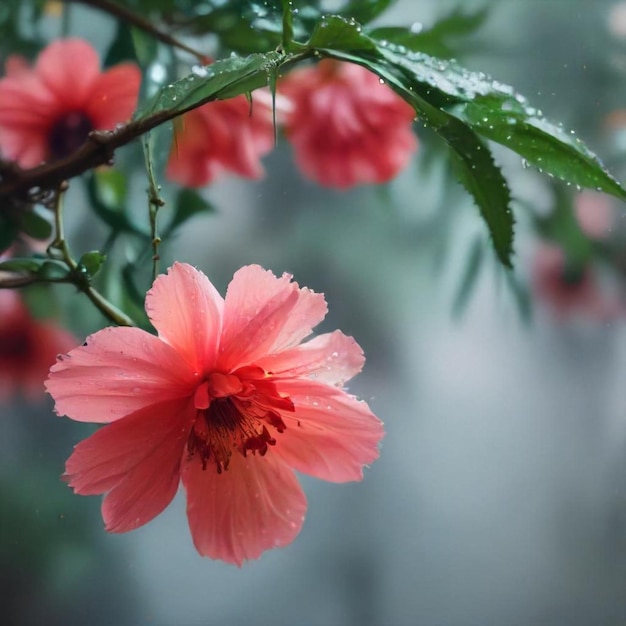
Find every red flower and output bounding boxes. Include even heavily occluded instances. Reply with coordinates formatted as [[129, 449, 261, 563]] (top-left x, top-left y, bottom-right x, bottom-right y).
[[46, 263, 383, 564], [280, 59, 417, 189], [0, 38, 141, 167], [0, 290, 74, 400], [166, 91, 277, 187], [531, 245, 623, 320]]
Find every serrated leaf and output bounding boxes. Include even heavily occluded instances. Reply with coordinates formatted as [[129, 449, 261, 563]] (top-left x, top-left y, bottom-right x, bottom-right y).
[[458, 98, 626, 199], [310, 39, 515, 266], [135, 52, 285, 121], [305, 17, 626, 203]]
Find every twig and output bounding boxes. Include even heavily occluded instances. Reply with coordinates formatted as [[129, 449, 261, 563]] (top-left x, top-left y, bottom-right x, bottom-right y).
[[64, 0, 209, 63], [50, 185, 137, 326]]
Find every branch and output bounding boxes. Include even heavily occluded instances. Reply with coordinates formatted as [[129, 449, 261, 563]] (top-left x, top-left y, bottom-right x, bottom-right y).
[[64, 0, 209, 63], [0, 110, 171, 201]]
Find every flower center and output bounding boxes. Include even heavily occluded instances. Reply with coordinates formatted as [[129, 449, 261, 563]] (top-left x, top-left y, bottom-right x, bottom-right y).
[[0, 325, 32, 362], [187, 371, 290, 474], [47, 112, 94, 160]]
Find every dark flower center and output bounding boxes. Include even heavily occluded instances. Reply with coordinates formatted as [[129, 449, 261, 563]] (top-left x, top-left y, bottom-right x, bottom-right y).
[[187, 372, 290, 474], [47, 112, 94, 160], [0, 325, 32, 362]]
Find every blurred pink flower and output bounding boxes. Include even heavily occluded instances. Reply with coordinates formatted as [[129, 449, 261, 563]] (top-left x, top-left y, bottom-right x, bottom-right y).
[[574, 190, 613, 239], [46, 263, 383, 565], [166, 91, 278, 187], [280, 59, 417, 189], [531, 244, 622, 320], [0, 290, 74, 400], [0, 38, 141, 167]]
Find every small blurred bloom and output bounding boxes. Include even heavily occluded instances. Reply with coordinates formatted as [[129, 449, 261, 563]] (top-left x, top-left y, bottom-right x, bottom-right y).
[[531, 244, 622, 320], [46, 263, 383, 565], [0, 290, 74, 400], [280, 59, 417, 189], [166, 91, 278, 187], [574, 190, 614, 239], [0, 38, 141, 168]]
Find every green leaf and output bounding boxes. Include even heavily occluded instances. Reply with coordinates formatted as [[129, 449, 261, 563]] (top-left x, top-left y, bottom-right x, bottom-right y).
[[309, 16, 377, 50], [131, 26, 159, 67], [19, 209, 52, 240], [337, 0, 397, 25], [87, 172, 146, 237], [165, 189, 215, 236], [452, 236, 484, 317], [0, 212, 18, 253], [310, 39, 515, 265], [457, 98, 626, 199], [0, 257, 70, 281], [368, 7, 489, 58], [0, 257, 44, 273], [78, 251, 106, 279], [306, 17, 626, 203], [135, 51, 286, 121]]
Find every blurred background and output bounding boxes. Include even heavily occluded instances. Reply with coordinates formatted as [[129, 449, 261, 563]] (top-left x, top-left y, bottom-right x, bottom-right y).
[[2, 1, 626, 624]]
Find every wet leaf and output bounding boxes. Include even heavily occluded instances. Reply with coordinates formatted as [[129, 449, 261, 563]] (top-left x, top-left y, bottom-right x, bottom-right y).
[[336, 0, 396, 25], [458, 98, 626, 199], [368, 7, 489, 58], [78, 251, 107, 279], [135, 51, 285, 120]]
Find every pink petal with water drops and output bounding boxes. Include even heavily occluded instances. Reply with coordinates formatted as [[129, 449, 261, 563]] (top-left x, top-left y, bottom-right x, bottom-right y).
[[183, 450, 307, 566], [145, 262, 224, 373], [46, 326, 196, 423], [65, 398, 194, 532], [272, 381, 383, 482], [256, 330, 364, 386]]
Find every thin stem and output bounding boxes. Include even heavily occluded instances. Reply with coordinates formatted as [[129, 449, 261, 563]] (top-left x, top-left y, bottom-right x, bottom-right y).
[[64, 0, 209, 63], [142, 134, 165, 281], [51, 185, 137, 327]]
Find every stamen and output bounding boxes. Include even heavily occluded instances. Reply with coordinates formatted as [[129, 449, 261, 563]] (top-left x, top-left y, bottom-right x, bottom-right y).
[[187, 374, 290, 473]]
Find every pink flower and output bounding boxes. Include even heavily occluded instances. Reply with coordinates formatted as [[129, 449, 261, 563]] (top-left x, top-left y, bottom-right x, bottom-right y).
[[531, 244, 623, 320], [46, 263, 383, 564], [574, 190, 613, 239], [0, 38, 141, 168], [166, 91, 277, 187], [0, 290, 74, 400], [280, 59, 417, 189]]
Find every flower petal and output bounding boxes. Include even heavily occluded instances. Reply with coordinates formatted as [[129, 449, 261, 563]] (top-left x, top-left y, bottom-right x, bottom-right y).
[[46, 326, 195, 423], [256, 330, 364, 386], [86, 63, 141, 129], [219, 265, 327, 369], [273, 381, 384, 482], [65, 398, 194, 532], [182, 450, 306, 565], [36, 39, 100, 106], [145, 262, 224, 373]]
